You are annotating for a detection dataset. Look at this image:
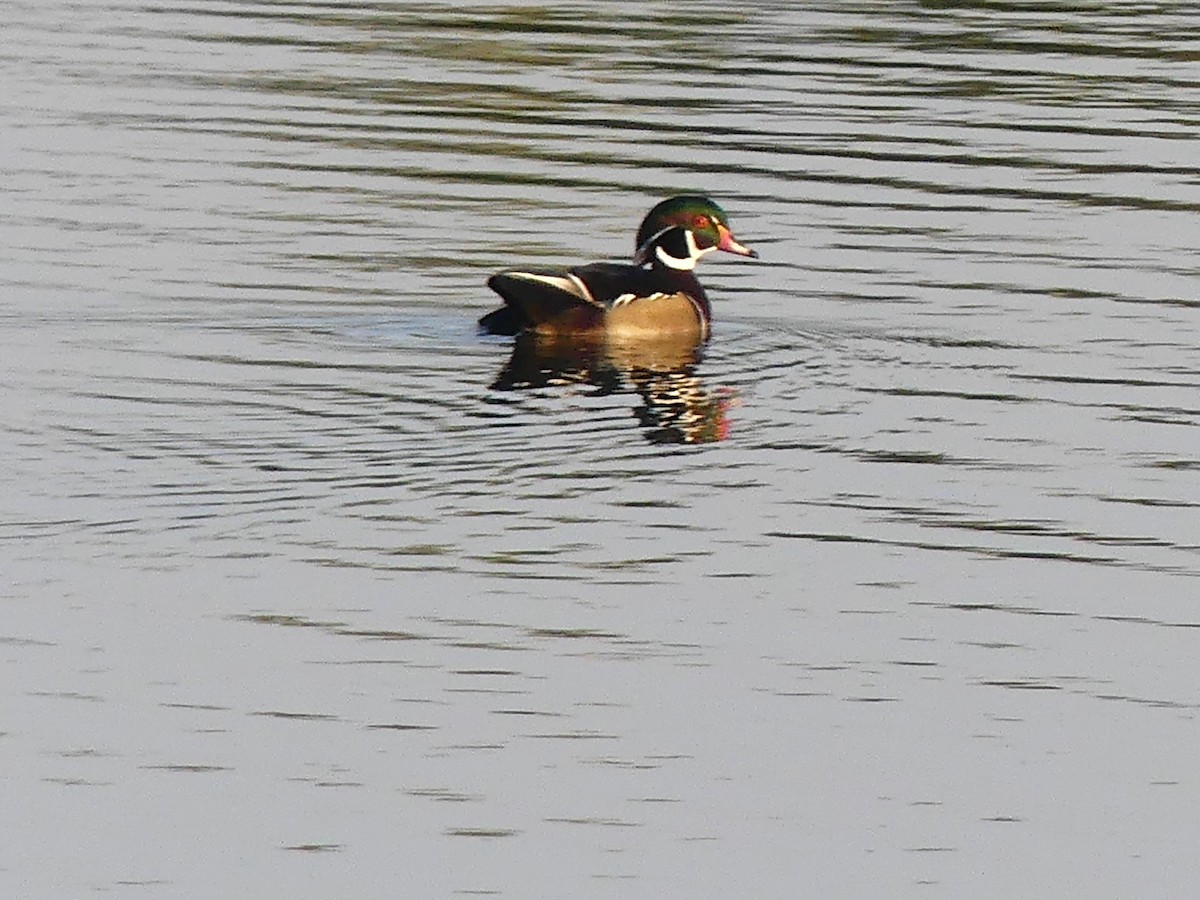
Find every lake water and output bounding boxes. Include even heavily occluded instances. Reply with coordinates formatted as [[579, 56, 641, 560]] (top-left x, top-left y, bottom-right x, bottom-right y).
[[3, 1, 1198, 897]]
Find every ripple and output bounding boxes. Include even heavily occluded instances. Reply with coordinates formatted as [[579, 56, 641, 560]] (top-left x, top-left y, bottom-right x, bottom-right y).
[[4, 3, 1200, 897]]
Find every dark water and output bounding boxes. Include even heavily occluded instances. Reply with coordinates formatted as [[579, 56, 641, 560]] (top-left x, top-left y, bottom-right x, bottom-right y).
[[3, 2, 1199, 897]]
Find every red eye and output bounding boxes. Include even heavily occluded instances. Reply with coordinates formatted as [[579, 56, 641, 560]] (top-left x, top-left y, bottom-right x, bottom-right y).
[[693, 215, 709, 229]]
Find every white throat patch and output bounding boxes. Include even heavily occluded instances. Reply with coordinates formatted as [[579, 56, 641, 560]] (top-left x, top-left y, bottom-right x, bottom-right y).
[[653, 230, 715, 271]]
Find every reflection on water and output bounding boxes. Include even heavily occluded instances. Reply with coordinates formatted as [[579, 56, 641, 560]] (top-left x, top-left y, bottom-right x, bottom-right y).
[[490, 332, 733, 444], [3, 0, 1200, 897]]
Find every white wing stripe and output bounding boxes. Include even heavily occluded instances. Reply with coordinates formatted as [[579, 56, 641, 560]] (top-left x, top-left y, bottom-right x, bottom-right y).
[[506, 271, 597, 304], [566, 272, 595, 303]]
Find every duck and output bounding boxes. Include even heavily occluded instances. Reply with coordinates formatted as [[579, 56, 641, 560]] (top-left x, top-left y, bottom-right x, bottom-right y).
[[478, 195, 758, 339]]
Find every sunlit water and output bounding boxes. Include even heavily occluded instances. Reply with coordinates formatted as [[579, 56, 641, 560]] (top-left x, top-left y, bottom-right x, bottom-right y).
[[3, 2, 1198, 897]]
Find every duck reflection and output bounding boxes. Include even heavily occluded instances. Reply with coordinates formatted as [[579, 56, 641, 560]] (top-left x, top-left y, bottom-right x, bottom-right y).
[[489, 332, 734, 445]]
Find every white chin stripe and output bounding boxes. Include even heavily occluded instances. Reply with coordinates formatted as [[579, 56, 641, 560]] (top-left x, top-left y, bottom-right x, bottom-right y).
[[656, 244, 696, 270], [690, 231, 718, 260], [653, 230, 717, 270]]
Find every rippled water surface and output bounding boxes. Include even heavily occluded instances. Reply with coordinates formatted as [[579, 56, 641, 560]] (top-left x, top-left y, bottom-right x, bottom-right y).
[[4, 1, 1199, 896]]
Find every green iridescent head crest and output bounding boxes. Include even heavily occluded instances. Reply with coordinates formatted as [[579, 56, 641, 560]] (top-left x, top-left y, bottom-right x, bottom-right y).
[[634, 195, 757, 266]]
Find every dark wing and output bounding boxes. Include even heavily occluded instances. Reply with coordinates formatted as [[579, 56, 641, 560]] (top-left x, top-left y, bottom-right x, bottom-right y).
[[486, 267, 604, 323], [563, 262, 650, 307], [572, 261, 708, 310], [481, 260, 703, 334]]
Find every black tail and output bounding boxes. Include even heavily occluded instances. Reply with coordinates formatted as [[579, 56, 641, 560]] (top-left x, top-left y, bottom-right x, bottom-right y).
[[478, 304, 527, 336]]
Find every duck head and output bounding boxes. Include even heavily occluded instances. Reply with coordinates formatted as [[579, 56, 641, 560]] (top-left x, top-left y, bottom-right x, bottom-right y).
[[633, 195, 758, 270]]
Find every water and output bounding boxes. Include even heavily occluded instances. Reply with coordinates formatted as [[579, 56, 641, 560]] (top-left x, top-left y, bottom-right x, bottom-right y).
[[3, 1, 1198, 896]]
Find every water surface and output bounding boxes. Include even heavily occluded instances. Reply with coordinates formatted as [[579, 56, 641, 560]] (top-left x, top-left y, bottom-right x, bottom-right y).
[[3, 2, 1199, 897]]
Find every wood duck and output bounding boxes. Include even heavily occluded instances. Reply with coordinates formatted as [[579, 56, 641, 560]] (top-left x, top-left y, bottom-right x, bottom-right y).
[[478, 195, 758, 339]]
